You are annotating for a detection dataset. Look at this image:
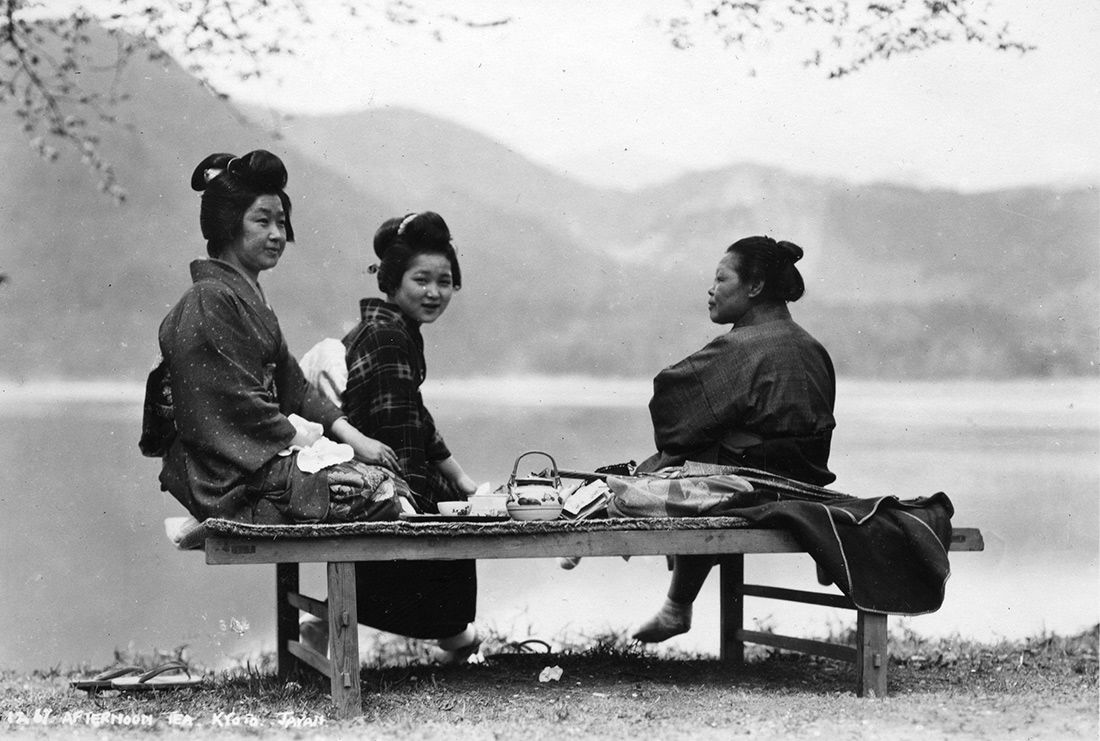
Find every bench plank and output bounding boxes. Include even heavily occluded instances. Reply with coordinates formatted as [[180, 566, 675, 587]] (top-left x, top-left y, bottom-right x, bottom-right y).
[[949, 528, 984, 551], [206, 528, 806, 564], [208, 526, 983, 565]]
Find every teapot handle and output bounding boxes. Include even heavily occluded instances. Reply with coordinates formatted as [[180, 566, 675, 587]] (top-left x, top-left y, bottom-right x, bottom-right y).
[[508, 450, 562, 491]]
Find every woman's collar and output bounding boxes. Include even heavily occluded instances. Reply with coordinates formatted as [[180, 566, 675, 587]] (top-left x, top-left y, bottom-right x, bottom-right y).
[[209, 258, 267, 304], [359, 297, 421, 330]]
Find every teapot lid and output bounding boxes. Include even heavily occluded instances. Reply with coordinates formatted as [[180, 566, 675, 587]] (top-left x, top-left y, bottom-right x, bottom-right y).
[[508, 450, 562, 490], [515, 475, 555, 485]]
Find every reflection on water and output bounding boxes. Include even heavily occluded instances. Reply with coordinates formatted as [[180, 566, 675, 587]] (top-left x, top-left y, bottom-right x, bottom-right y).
[[1, 377, 1097, 672]]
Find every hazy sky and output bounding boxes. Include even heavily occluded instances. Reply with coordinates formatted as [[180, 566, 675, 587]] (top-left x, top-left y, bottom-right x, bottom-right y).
[[210, 0, 1098, 191]]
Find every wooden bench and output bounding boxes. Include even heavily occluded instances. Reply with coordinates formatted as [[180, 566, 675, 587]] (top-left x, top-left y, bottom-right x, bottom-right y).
[[201, 517, 983, 718]]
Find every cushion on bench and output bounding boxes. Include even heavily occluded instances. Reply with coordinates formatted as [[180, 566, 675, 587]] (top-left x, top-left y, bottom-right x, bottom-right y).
[[199, 515, 754, 538], [165, 514, 757, 550]]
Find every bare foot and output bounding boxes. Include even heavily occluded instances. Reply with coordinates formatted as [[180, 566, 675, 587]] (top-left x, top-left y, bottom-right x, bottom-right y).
[[299, 616, 329, 657], [632, 600, 692, 643], [434, 627, 482, 665]]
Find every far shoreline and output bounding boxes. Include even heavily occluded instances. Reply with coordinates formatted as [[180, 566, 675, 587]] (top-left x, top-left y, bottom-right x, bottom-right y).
[[1, 374, 1098, 408]]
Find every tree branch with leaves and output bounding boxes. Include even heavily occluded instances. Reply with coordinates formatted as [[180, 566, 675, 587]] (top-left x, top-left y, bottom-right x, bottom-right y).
[[0, 0, 507, 202], [657, 0, 1032, 77], [2, 0, 1028, 202]]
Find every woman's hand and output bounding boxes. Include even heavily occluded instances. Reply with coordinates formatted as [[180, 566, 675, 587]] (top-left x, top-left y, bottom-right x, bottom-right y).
[[350, 436, 401, 471], [286, 413, 324, 449], [330, 418, 400, 472]]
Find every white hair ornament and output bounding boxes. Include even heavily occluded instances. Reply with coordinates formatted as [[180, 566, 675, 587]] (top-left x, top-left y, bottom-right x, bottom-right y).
[[397, 213, 418, 235]]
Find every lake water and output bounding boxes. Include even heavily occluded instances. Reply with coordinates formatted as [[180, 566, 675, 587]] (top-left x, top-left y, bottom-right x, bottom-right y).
[[1, 377, 1097, 673]]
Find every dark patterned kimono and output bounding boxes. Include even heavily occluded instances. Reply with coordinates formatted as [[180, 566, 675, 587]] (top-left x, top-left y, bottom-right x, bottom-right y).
[[154, 260, 397, 524], [643, 316, 837, 485], [341, 297, 476, 638]]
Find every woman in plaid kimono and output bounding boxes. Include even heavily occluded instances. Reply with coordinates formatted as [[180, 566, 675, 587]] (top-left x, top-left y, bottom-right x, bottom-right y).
[[314, 212, 480, 661], [147, 150, 402, 526], [633, 235, 837, 643]]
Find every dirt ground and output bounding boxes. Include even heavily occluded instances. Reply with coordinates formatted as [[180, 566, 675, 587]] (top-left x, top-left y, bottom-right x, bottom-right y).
[[3, 629, 1096, 740]]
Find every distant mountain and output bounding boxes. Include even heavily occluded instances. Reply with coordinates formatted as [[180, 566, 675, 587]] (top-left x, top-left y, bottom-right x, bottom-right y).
[[1, 29, 1097, 382], [539, 146, 695, 191], [277, 109, 1099, 377], [599, 172, 1099, 376]]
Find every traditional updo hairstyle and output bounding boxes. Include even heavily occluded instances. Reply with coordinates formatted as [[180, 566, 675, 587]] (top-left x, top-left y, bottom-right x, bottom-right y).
[[371, 211, 463, 295], [190, 149, 295, 258], [726, 236, 806, 303]]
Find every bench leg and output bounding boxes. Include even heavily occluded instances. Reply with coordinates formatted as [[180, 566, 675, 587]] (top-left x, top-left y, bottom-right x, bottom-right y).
[[275, 563, 299, 679], [856, 611, 888, 697], [326, 561, 362, 719], [718, 555, 745, 665]]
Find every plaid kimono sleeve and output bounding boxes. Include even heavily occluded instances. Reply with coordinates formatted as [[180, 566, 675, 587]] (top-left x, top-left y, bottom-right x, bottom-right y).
[[344, 325, 433, 495], [422, 405, 452, 463]]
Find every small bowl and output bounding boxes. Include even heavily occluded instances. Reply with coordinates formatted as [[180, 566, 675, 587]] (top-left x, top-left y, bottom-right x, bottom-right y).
[[437, 501, 472, 517], [506, 502, 563, 521]]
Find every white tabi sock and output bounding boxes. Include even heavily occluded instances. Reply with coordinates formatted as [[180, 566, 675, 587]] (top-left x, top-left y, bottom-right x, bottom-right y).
[[632, 598, 693, 643]]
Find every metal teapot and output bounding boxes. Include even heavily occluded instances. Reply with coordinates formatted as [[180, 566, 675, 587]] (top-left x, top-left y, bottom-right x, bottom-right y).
[[507, 451, 563, 505]]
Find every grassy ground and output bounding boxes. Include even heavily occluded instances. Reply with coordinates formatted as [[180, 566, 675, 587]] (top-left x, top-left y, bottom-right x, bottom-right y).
[[2, 627, 1096, 740]]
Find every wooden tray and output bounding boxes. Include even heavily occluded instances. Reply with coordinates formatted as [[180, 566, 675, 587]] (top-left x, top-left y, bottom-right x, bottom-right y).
[[398, 514, 509, 523]]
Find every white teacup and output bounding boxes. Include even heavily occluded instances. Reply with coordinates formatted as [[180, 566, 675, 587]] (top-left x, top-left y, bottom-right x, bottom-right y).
[[437, 501, 472, 517]]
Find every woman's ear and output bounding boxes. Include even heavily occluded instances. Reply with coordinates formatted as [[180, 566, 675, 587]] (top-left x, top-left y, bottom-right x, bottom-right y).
[[747, 277, 766, 299]]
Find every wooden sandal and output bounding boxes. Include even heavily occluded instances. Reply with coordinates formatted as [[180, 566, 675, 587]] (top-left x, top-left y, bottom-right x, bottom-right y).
[[110, 661, 203, 691], [69, 665, 144, 692]]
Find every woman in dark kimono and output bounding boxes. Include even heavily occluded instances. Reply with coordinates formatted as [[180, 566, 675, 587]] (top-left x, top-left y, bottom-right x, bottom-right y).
[[633, 235, 837, 643], [146, 149, 402, 526], [300, 212, 480, 662]]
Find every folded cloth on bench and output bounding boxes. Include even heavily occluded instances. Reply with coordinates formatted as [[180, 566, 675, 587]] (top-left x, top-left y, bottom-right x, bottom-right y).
[[605, 469, 953, 616], [718, 491, 954, 615], [604, 474, 760, 517]]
